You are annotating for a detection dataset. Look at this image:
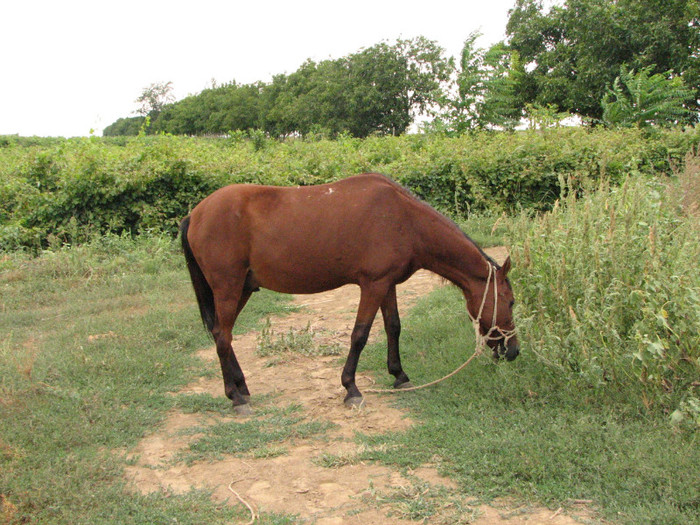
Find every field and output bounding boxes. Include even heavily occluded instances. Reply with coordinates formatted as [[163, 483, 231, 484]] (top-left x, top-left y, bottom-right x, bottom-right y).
[[1, 130, 699, 524]]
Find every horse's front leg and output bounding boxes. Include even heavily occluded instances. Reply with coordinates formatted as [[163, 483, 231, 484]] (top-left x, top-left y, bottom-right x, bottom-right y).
[[341, 283, 387, 407], [381, 285, 412, 389]]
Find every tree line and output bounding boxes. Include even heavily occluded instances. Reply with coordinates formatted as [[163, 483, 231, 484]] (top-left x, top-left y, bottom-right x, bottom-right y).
[[104, 0, 699, 138]]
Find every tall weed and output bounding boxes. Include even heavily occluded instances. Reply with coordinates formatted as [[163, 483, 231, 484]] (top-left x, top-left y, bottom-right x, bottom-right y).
[[508, 174, 700, 414]]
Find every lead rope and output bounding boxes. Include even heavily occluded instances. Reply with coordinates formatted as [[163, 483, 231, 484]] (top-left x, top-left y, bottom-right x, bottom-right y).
[[366, 264, 515, 395]]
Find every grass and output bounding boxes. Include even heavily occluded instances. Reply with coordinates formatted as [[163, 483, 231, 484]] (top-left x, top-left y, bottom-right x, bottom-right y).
[[0, 233, 296, 524], [363, 475, 480, 524], [182, 402, 333, 463], [358, 286, 699, 524]]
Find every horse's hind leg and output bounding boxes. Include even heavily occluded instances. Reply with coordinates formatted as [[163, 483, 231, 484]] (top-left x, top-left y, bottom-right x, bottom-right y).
[[380, 285, 411, 389], [211, 276, 254, 414]]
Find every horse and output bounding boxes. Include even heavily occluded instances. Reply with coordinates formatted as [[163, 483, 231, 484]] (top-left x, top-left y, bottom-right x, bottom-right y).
[[180, 173, 519, 413]]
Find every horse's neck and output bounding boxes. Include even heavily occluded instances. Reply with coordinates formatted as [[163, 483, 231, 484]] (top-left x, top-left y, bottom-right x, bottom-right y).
[[416, 214, 491, 288]]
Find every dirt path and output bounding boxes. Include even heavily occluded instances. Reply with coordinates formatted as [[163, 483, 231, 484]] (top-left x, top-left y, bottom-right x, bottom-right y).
[[125, 248, 589, 524]]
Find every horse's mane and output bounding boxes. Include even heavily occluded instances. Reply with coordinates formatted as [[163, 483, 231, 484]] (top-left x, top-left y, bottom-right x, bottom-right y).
[[368, 173, 500, 270]]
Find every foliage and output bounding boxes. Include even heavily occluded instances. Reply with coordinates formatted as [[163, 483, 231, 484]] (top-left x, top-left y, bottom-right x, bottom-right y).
[[433, 33, 525, 133], [356, 182, 700, 522], [107, 38, 451, 139], [508, 174, 700, 411], [102, 116, 147, 137], [153, 81, 264, 135], [506, 0, 700, 121], [101, 7, 699, 136], [602, 66, 695, 128], [1, 180, 699, 523], [359, 282, 699, 525], [523, 103, 570, 129], [134, 81, 175, 117], [1, 127, 699, 251], [256, 319, 342, 358]]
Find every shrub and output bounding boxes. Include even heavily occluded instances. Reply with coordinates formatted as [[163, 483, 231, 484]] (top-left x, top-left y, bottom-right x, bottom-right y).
[[508, 173, 700, 413], [0, 127, 698, 250]]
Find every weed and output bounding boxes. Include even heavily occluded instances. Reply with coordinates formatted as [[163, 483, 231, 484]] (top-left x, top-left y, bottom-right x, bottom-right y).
[[356, 180, 700, 524], [256, 318, 343, 358], [508, 175, 700, 413]]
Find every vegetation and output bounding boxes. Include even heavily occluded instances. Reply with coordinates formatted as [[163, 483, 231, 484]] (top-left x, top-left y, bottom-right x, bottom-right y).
[[506, 0, 700, 122], [2, 127, 699, 251], [510, 164, 700, 416], [352, 164, 699, 524], [360, 285, 699, 525], [104, 37, 451, 139], [1, 133, 698, 522], [601, 66, 696, 128], [4, 0, 699, 520], [101, 0, 698, 138]]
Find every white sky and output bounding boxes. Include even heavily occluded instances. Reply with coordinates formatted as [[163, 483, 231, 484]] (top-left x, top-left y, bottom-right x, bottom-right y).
[[1, 0, 515, 137]]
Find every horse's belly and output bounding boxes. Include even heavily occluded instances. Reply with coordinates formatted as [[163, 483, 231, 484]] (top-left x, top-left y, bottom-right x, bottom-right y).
[[251, 261, 354, 294]]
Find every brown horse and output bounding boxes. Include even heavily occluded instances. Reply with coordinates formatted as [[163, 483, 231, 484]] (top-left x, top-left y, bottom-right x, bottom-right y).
[[180, 173, 519, 413]]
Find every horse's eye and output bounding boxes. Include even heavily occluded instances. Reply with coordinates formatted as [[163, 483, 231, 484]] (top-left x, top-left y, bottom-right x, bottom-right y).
[[509, 301, 515, 309]]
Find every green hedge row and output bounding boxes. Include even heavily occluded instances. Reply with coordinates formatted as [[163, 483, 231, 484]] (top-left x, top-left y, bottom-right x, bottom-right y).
[[1, 127, 698, 250]]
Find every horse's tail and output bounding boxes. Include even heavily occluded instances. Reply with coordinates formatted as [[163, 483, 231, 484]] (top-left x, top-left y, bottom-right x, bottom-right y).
[[180, 216, 216, 335]]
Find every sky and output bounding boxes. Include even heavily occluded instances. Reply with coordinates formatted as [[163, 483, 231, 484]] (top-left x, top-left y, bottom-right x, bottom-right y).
[[1, 0, 516, 137]]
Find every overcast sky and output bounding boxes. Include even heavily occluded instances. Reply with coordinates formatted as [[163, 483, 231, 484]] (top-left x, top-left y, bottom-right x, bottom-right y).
[[1, 0, 516, 137]]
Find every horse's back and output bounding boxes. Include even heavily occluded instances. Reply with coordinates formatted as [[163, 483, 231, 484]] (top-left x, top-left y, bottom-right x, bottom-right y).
[[187, 174, 419, 293]]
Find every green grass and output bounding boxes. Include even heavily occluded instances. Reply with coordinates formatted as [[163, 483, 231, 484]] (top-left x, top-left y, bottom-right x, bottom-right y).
[[256, 318, 343, 358], [507, 174, 700, 419], [182, 402, 333, 463], [0, 233, 295, 524]]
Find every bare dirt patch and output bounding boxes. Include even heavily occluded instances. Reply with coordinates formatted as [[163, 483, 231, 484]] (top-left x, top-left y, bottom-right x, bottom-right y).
[[125, 248, 589, 524]]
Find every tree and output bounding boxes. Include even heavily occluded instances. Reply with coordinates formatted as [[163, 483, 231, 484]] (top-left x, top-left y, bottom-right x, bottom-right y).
[[602, 66, 695, 127], [506, 0, 700, 121], [106, 37, 452, 138], [263, 37, 451, 138], [135, 81, 175, 117], [430, 33, 524, 133], [102, 116, 146, 136]]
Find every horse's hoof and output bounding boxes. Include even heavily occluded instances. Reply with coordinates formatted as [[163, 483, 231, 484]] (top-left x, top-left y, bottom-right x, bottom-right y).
[[395, 381, 414, 390], [234, 403, 252, 415], [344, 396, 365, 409]]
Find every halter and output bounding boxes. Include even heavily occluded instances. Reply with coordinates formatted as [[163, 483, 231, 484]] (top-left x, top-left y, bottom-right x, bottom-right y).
[[469, 262, 518, 352]]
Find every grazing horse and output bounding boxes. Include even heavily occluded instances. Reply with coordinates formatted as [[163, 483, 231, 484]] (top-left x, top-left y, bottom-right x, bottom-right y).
[[180, 173, 519, 413]]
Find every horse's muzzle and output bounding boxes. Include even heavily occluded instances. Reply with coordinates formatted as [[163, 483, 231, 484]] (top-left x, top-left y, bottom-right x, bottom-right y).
[[504, 345, 520, 361], [491, 337, 520, 361]]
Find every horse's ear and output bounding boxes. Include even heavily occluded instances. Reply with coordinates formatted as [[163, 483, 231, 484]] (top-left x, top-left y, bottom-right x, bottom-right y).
[[500, 256, 512, 276]]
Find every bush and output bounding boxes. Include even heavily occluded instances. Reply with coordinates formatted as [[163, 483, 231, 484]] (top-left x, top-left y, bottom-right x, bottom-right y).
[[508, 172, 700, 413], [1, 127, 698, 250]]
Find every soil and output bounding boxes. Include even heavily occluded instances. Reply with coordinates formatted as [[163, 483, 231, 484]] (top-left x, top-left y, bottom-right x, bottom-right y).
[[125, 247, 592, 524]]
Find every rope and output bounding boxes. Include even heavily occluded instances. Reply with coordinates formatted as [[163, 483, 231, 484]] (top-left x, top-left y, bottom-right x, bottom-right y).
[[366, 263, 517, 395]]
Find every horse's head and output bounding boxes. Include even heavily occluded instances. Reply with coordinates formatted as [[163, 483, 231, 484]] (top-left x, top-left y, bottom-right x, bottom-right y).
[[465, 256, 520, 361]]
